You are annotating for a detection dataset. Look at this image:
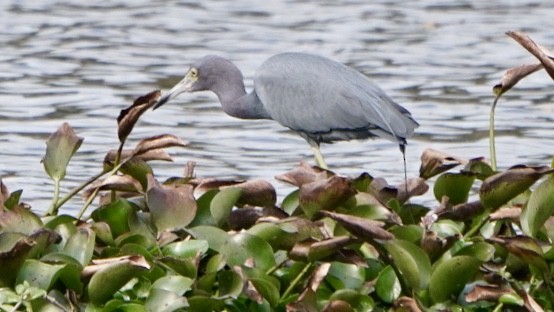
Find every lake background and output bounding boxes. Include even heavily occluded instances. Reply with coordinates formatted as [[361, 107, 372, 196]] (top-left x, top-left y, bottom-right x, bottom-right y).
[[2, 0, 554, 214]]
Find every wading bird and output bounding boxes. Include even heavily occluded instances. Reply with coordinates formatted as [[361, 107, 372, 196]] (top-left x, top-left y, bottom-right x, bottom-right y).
[[154, 52, 418, 171]]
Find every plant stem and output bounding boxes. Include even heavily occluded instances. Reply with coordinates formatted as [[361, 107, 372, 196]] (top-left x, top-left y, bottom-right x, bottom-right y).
[[111, 142, 125, 202], [489, 96, 500, 171], [77, 187, 101, 220], [465, 214, 490, 238], [47, 178, 61, 216], [281, 263, 312, 300], [45, 169, 109, 217]]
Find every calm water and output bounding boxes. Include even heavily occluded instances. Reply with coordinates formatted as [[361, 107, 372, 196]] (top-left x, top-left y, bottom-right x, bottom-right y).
[[2, 0, 554, 213]]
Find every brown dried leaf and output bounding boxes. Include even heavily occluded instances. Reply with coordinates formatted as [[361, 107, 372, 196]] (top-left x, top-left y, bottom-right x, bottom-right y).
[[0, 179, 8, 207], [464, 284, 513, 303], [489, 207, 521, 221], [396, 177, 429, 203], [299, 176, 356, 218], [394, 296, 422, 312], [146, 174, 197, 232], [133, 134, 188, 157], [104, 148, 173, 166], [493, 63, 543, 97], [228, 179, 277, 208], [437, 200, 484, 221], [319, 210, 394, 241], [307, 263, 331, 292], [275, 161, 333, 187], [419, 148, 465, 180], [289, 236, 358, 262], [83, 175, 143, 199], [507, 31, 554, 80], [117, 90, 161, 143]]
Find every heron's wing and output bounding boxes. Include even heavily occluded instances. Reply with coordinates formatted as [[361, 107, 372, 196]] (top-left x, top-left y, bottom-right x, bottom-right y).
[[254, 53, 418, 143]]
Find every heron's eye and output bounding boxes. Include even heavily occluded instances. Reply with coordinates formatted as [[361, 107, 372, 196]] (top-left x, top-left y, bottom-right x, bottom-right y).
[[189, 68, 198, 78]]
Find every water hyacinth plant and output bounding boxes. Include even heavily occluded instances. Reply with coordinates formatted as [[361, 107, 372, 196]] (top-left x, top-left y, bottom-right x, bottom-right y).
[[1, 31, 554, 311]]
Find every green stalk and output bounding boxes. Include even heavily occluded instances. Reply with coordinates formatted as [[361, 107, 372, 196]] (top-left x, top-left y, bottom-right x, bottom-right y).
[[46, 178, 61, 216], [77, 187, 101, 220], [489, 96, 500, 171], [111, 141, 126, 202], [281, 263, 312, 300]]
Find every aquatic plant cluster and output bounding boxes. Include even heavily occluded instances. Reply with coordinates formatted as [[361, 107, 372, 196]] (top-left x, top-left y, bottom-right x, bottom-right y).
[[1, 31, 554, 311]]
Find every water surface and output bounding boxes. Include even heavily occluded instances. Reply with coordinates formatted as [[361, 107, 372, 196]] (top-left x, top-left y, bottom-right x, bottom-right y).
[[1, 0, 554, 213]]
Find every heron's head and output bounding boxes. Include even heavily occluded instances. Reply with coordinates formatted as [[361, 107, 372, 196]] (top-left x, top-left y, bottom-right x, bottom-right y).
[[153, 55, 243, 110]]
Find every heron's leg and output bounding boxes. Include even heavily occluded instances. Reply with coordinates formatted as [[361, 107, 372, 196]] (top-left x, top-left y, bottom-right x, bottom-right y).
[[311, 145, 328, 169]]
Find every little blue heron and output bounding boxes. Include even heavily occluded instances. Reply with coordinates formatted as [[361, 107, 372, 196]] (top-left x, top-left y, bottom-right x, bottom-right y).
[[153, 52, 418, 171]]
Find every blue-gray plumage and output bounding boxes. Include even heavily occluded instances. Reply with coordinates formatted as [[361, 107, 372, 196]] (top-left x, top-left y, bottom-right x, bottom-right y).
[[153, 52, 418, 170]]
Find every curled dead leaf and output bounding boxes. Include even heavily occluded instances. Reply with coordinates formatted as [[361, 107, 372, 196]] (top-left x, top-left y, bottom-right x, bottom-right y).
[[319, 210, 394, 241], [396, 177, 429, 204], [489, 207, 521, 222], [507, 31, 554, 81], [464, 284, 513, 303], [229, 179, 277, 208], [133, 134, 188, 157], [419, 148, 465, 180], [104, 148, 173, 166], [394, 296, 422, 312], [299, 176, 356, 218], [117, 90, 161, 143], [275, 161, 334, 187], [493, 63, 543, 97], [83, 175, 143, 200]]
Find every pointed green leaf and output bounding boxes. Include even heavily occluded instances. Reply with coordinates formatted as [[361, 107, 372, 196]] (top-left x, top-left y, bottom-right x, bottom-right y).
[[43, 122, 83, 182], [429, 255, 481, 303], [250, 277, 280, 307], [521, 176, 554, 237], [375, 265, 401, 304]]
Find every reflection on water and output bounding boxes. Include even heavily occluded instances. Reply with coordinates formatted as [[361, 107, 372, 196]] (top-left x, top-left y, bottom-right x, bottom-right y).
[[1, 0, 554, 213]]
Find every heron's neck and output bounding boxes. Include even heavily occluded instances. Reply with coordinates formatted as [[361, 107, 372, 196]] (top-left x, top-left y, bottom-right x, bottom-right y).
[[217, 87, 270, 120]]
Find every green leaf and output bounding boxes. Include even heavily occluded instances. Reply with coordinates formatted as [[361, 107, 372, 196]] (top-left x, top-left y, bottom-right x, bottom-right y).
[[120, 157, 153, 191], [16, 260, 66, 290], [162, 240, 209, 259], [145, 288, 189, 312], [188, 225, 230, 252], [159, 257, 198, 279], [87, 256, 149, 305], [42, 122, 83, 182], [151, 275, 193, 295], [216, 270, 243, 299], [91, 199, 135, 238], [454, 242, 495, 262], [250, 277, 280, 307], [219, 233, 276, 272], [383, 239, 431, 290], [281, 189, 300, 215], [210, 187, 242, 227], [63, 227, 95, 266], [375, 265, 401, 304], [521, 176, 554, 237], [433, 172, 475, 205], [429, 255, 481, 303], [327, 262, 365, 290]]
